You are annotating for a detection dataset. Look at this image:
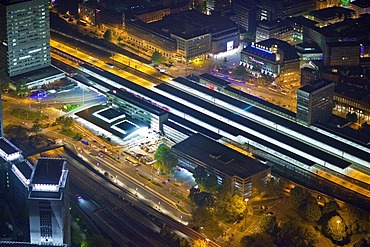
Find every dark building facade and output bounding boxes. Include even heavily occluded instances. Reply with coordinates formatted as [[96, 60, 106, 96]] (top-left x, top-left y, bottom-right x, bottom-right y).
[[297, 79, 335, 126]]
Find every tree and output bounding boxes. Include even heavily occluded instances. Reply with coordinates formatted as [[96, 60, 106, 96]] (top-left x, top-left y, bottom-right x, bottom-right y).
[[204, 173, 219, 192], [151, 51, 163, 66], [262, 177, 286, 197], [81, 234, 112, 247], [289, 186, 307, 209], [240, 233, 275, 247], [216, 191, 246, 222], [191, 239, 207, 247], [260, 216, 278, 235], [193, 166, 208, 186], [31, 119, 42, 137], [117, 36, 122, 44], [354, 237, 370, 247], [154, 144, 178, 175], [233, 65, 248, 78], [16, 80, 29, 96], [326, 215, 347, 243], [304, 200, 322, 222], [189, 187, 215, 207], [322, 201, 339, 216], [338, 205, 370, 235], [190, 206, 223, 239], [103, 29, 114, 42], [276, 219, 318, 247]]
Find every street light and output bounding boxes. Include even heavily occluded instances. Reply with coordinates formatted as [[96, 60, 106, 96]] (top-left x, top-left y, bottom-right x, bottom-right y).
[[158, 201, 161, 211], [206, 238, 210, 247]]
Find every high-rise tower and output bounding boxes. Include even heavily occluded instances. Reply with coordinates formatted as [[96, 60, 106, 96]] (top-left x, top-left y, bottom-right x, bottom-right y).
[[0, 0, 51, 77], [28, 157, 70, 246]]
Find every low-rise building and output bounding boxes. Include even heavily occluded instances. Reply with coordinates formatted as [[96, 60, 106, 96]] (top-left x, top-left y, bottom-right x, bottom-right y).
[[172, 133, 271, 197]]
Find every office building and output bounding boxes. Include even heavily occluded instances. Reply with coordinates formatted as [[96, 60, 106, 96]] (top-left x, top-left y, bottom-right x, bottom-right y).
[[78, 2, 101, 26], [172, 133, 271, 197], [323, 42, 360, 67], [232, 0, 256, 33], [297, 79, 334, 126], [28, 157, 70, 246], [350, 0, 370, 16], [255, 0, 283, 22], [0, 0, 51, 77], [255, 19, 293, 44]]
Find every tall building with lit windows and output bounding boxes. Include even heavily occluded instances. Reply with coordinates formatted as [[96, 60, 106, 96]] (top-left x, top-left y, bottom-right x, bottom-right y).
[[28, 157, 70, 246], [0, 0, 51, 77]]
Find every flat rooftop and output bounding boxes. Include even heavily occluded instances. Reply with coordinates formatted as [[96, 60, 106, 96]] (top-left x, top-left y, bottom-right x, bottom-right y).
[[31, 157, 66, 185], [14, 160, 33, 179], [0, 137, 21, 155], [199, 73, 231, 87], [173, 134, 269, 178], [309, 6, 356, 21], [299, 79, 333, 93], [11, 65, 64, 85]]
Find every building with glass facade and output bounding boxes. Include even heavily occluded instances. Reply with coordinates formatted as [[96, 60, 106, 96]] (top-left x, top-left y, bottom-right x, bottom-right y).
[[296, 79, 334, 126], [0, 0, 51, 77], [28, 157, 70, 246]]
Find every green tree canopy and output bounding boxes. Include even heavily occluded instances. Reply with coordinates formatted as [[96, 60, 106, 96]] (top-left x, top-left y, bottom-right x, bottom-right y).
[[191, 239, 207, 247], [233, 65, 248, 78], [289, 186, 308, 209], [240, 233, 275, 247], [262, 177, 286, 197], [193, 165, 208, 186], [304, 200, 322, 222], [188, 187, 215, 207], [154, 144, 178, 175], [190, 206, 223, 239], [322, 200, 339, 216], [103, 29, 114, 42], [326, 215, 347, 243], [276, 219, 318, 247], [260, 216, 278, 235], [81, 234, 112, 247], [204, 173, 219, 192], [215, 191, 246, 222], [151, 51, 163, 66], [31, 118, 42, 136]]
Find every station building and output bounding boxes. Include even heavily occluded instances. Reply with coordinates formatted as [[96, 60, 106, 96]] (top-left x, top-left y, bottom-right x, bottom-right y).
[[172, 133, 271, 197]]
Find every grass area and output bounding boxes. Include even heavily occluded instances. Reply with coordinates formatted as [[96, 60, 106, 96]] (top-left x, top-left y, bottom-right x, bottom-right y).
[[138, 173, 163, 187], [11, 108, 49, 121], [64, 104, 80, 112], [251, 198, 279, 206], [59, 129, 78, 139], [238, 218, 254, 232], [176, 204, 189, 214], [171, 191, 191, 205]]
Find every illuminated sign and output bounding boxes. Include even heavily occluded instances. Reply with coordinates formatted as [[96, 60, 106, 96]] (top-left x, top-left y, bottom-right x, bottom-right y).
[[250, 42, 273, 54], [33, 184, 59, 192]]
